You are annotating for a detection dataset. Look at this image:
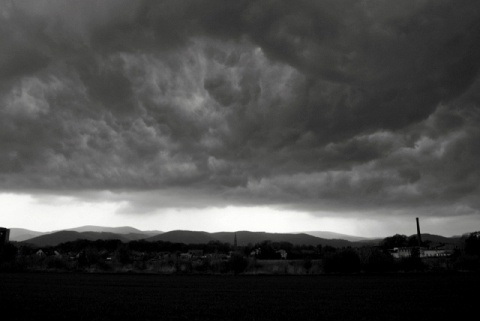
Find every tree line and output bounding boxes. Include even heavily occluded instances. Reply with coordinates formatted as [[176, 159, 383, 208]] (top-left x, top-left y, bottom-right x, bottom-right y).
[[1, 231, 479, 274]]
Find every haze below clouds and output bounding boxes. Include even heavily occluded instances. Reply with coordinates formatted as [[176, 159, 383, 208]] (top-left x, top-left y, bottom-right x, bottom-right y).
[[1, 0, 480, 237]]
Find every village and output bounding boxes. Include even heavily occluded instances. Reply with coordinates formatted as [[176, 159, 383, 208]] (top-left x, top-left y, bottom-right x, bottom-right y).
[[1, 225, 479, 274]]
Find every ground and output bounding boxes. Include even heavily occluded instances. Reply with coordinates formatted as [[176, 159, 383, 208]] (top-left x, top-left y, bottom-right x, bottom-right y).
[[0, 272, 478, 320]]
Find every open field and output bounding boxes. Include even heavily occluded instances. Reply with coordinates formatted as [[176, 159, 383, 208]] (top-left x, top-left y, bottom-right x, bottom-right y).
[[0, 272, 478, 320]]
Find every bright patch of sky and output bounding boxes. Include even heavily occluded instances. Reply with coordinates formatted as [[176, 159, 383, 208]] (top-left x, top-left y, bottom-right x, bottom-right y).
[[2, 192, 477, 237]]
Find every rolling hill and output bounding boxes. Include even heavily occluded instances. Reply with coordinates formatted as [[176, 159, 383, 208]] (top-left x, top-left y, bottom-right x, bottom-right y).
[[12, 225, 163, 244], [14, 225, 466, 248], [415, 233, 462, 246], [146, 230, 216, 244], [147, 230, 353, 247], [63, 225, 162, 236], [212, 231, 354, 247], [355, 233, 463, 247], [302, 231, 371, 242], [20, 229, 355, 248], [21, 231, 134, 247], [8, 228, 46, 242]]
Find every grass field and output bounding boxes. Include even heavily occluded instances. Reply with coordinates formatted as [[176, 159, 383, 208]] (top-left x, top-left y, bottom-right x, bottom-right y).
[[0, 272, 478, 320]]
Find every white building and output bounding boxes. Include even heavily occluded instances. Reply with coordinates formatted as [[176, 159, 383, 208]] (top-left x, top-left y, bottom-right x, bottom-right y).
[[389, 247, 452, 259]]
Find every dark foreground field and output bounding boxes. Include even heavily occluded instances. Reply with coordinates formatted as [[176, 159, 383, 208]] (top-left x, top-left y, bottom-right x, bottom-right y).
[[0, 273, 478, 320]]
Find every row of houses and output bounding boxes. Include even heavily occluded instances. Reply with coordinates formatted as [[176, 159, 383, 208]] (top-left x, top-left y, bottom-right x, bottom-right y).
[[32, 248, 236, 262]]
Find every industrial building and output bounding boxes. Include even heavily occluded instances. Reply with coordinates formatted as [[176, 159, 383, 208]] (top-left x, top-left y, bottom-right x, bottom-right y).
[[388, 218, 454, 258]]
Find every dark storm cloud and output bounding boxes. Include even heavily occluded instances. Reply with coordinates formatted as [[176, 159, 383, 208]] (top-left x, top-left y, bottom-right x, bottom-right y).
[[1, 0, 480, 218]]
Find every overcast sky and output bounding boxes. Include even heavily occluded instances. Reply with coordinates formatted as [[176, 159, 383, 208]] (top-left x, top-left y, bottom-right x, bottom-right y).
[[1, 0, 480, 237]]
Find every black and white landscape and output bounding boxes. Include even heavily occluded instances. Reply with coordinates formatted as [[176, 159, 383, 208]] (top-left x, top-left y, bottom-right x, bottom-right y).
[[1, 0, 480, 237], [1, 2, 480, 319]]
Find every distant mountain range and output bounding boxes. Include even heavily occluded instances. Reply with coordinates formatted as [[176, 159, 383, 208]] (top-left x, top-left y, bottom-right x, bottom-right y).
[[8, 228, 45, 242], [146, 230, 354, 247], [8, 226, 465, 248], [60, 225, 161, 236], [21, 231, 134, 247], [301, 231, 371, 242], [19, 229, 354, 248], [9, 226, 162, 246]]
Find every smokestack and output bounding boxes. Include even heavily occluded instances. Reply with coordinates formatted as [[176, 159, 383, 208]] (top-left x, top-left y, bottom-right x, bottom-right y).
[[416, 217, 422, 246]]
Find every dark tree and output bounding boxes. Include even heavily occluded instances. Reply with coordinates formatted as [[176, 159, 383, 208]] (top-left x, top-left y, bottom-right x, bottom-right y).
[[397, 247, 425, 272], [115, 244, 132, 265], [0, 242, 18, 263], [228, 253, 248, 275], [363, 248, 394, 273], [303, 258, 313, 273], [323, 249, 361, 273], [380, 234, 408, 250], [204, 240, 231, 254], [453, 232, 480, 271], [255, 241, 277, 259], [464, 232, 480, 256]]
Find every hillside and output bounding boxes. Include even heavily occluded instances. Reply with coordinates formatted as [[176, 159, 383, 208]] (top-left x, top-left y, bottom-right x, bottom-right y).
[[19, 229, 354, 248], [414, 233, 462, 246], [356, 233, 463, 247], [21, 231, 133, 247], [146, 230, 216, 244], [63, 225, 162, 236], [214, 231, 354, 247], [63, 225, 142, 234], [302, 231, 370, 242], [15, 226, 465, 248], [146, 230, 353, 247], [9, 228, 46, 242]]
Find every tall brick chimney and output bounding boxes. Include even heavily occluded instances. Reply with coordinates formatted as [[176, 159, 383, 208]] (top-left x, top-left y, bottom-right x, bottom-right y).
[[416, 217, 422, 246]]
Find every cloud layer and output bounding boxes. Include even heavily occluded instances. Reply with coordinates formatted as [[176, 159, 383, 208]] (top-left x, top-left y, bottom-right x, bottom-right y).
[[1, 0, 480, 219]]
